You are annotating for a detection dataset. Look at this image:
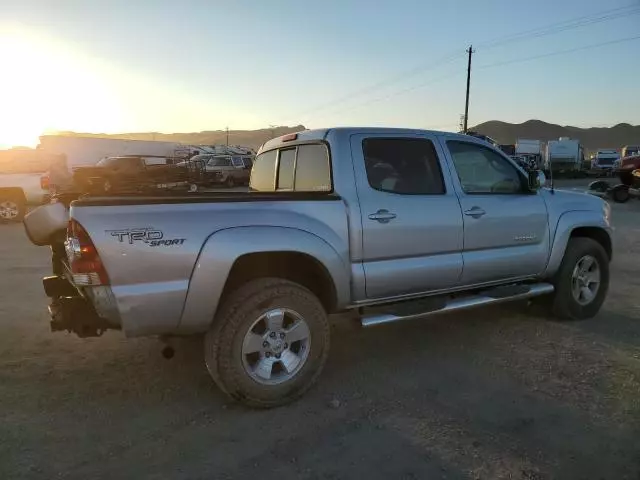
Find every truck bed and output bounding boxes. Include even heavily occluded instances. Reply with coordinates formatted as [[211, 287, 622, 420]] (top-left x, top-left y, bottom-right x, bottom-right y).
[[68, 192, 351, 337]]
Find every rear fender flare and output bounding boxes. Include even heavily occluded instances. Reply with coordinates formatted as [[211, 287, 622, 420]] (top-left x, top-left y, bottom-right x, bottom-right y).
[[544, 211, 611, 277], [177, 226, 350, 333]]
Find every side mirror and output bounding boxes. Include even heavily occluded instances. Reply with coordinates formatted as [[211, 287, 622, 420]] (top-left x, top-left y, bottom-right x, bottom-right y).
[[528, 170, 546, 190]]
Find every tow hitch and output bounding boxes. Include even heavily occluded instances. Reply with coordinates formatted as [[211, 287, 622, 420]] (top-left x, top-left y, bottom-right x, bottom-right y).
[[48, 296, 116, 338]]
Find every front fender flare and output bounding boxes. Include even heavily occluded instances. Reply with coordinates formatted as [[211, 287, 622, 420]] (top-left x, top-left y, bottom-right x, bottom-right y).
[[177, 226, 350, 334], [543, 210, 612, 277]]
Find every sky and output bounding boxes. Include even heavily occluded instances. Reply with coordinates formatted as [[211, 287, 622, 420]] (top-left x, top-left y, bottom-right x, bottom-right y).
[[1, 0, 639, 148]]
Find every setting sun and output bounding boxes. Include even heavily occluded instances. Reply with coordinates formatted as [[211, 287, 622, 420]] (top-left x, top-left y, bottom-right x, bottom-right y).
[[0, 26, 124, 148]]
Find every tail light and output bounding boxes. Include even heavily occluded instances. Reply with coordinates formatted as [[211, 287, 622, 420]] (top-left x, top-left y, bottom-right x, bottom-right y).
[[41, 175, 50, 190], [65, 219, 110, 286]]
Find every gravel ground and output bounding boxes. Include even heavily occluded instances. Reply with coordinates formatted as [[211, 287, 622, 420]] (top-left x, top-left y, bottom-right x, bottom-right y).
[[1, 179, 640, 480]]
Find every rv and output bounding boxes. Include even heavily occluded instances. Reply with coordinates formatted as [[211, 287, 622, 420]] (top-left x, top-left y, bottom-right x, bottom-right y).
[[545, 137, 584, 175]]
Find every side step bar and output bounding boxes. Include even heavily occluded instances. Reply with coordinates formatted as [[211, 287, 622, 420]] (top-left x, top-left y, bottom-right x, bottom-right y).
[[361, 282, 554, 327]]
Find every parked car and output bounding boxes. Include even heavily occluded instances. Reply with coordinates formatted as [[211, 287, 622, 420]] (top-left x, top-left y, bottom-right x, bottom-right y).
[[188, 154, 252, 187], [24, 127, 612, 408], [0, 157, 50, 221]]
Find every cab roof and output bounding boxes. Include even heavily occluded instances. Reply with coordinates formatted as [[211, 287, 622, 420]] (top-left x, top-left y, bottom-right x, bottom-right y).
[[258, 127, 473, 154]]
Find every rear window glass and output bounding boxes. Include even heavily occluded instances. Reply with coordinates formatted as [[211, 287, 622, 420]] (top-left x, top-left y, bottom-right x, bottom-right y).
[[277, 149, 296, 190], [294, 144, 331, 192], [250, 150, 277, 191], [209, 157, 232, 167], [143, 157, 168, 166]]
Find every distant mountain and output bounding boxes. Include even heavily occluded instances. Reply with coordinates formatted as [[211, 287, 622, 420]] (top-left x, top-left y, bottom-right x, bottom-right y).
[[51, 125, 307, 150], [472, 120, 640, 153]]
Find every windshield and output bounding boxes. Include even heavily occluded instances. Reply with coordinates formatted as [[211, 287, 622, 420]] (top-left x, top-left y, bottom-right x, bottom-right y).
[[624, 147, 640, 156]]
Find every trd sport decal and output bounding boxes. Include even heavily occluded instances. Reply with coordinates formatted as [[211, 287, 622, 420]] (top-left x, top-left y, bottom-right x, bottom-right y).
[[107, 228, 186, 247]]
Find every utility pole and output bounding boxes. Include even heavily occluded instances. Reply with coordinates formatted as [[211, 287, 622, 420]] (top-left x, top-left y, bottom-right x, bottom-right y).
[[225, 126, 229, 146], [463, 45, 474, 134], [458, 114, 466, 133]]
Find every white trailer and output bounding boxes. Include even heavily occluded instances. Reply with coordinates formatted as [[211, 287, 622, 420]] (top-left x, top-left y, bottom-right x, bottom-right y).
[[545, 137, 583, 175], [37, 135, 184, 170]]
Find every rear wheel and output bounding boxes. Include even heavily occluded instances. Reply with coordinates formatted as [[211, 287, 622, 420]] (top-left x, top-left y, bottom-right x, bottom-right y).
[[612, 186, 630, 203], [550, 237, 609, 320], [204, 278, 330, 408], [0, 192, 26, 222]]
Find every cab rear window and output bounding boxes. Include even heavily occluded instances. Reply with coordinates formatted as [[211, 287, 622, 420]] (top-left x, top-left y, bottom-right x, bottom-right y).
[[250, 143, 331, 193]]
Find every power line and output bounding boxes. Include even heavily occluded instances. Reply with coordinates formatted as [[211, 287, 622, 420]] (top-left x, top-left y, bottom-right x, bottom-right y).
[[312, 70, 464, 119], [320, 33, 640, 128], [284, 52, 464, 123], [477, 4, 640, 50], [476, 33, 640, 70], [283, 5, 639, 125]]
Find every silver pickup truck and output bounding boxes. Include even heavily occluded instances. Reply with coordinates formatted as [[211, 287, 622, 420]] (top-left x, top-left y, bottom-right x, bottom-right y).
[[25, 127, 613, 408]]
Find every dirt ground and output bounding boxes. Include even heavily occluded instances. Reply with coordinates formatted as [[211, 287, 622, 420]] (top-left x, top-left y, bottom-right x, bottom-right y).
[[2, 180, 640, 480]]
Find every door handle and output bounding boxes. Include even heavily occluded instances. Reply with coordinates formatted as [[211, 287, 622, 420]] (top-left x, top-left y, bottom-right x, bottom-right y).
[[368, 209, 397, 223], [464, 207, 486, 218]]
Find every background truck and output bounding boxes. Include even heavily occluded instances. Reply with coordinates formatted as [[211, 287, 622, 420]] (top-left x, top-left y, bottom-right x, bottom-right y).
[[545, 137, 584, 176], [592, 149, 620, 173], [0, 149, 52, 221], [25, 127, 612, 408]]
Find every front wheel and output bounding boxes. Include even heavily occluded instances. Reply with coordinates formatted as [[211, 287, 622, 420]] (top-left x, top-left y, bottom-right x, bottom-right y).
[[204, 278, 330, 408], [550, 237, 609, 320]]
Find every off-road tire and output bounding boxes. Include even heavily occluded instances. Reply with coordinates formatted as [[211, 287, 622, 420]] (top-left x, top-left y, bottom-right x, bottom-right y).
[[550, 237, 609, 320], [204, 278, 330, 408]]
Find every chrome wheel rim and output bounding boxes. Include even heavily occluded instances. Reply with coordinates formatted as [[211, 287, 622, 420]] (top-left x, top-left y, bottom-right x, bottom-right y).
[[0, 200, 19, 220], [241, 308, 311, 385], [571, 255, 600, 306]]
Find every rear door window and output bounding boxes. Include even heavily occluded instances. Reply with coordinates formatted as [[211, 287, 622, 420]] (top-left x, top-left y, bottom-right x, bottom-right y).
[[362, 138, 445, 194]]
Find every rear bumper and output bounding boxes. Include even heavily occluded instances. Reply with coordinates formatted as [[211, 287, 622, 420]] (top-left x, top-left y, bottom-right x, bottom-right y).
[[43, 274, 122, 337], [48, 296, 113, 337]]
